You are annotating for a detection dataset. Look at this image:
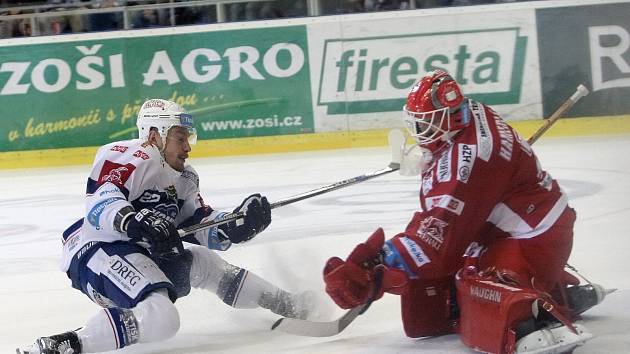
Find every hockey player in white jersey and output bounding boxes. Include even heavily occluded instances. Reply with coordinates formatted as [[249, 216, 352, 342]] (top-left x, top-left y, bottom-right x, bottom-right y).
[[19, 99, 311, 354]]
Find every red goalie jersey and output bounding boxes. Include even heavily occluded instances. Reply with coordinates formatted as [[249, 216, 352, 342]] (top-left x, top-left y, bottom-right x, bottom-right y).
[[323, 71, 589, 353], [387, 99, 571, 282]]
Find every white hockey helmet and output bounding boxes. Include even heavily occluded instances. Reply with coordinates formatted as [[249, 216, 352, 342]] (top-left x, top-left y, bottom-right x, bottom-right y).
[[136, 98, 197, 145]]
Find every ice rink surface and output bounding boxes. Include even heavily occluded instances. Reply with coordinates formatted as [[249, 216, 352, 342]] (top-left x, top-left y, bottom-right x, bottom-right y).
[[1, 134, 629, 353]]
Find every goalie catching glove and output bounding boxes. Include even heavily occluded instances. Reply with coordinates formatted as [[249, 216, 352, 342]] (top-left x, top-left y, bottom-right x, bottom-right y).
[[323, 228, 408, 309], [399, 144, 432, 176], [217, 193, 272, 244]]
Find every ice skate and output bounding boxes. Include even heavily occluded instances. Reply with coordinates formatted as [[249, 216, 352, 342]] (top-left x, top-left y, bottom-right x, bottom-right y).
[[259, 290, 316, 320], [566, 283, 616, 316], [515, 322, 593, 354], [17, 331, 81, 354], [508, 282, 613, 354]]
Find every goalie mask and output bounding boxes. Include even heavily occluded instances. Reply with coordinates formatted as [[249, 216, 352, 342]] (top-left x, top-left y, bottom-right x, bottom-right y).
[[403, 70, 469, 149], [136, 98, 197, 145]]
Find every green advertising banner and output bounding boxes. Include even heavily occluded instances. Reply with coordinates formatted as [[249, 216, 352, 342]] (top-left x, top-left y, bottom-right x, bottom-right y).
[[0, 25, 313, 152], [306, 8, 542, 134], [536, 2, 630, 118]]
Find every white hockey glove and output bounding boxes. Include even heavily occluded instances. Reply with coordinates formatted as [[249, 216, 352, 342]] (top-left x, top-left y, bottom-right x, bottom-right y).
[[399, 144, 432, 176]]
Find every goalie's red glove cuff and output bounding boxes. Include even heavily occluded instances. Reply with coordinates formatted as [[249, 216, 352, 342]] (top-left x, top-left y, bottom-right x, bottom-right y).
[[324, 257, 375, 309], [322, 228, 409, 309]]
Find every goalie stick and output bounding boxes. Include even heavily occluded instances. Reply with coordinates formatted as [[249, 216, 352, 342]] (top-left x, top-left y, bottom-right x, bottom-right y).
[[528, 84, 590, 145], [271, 266, 384, 337], [269, 84, 591, 338], [271, 301, 370, 337], [177, 129, 406, 237]]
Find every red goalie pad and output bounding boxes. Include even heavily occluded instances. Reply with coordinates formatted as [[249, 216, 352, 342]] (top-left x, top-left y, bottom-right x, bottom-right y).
[[454, 266, 578, 354], [455, 267, 540, 353], [400, 277, 457, 337]]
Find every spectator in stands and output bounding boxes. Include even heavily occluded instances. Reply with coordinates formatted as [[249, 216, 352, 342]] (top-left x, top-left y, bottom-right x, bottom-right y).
[[228, 2, 259, 21], [2, 10, 33, 38], [227, 3, 242, 21], [0, 19, 8, 39], [127, 1, 166, 28], [227, 2, 242, 21], [40, 2, 75, 36], [450, 0, 495, 5], [176, 5, 207, 25], [132, 8, 161, 28], [16, 20, 33, 37], [321, 0, 364, 14], [256, 2, 285, 19], [0, 0, 38, 38], [61, 0, 89, 33], [229, 1, 294, 22], [365, 0, 402, 10], [0, 5, 14, 38], [283, 0, 308, 17], [88, 0, 122, 31], [416, 0, 449, 9], [45, 12, 71, 35]]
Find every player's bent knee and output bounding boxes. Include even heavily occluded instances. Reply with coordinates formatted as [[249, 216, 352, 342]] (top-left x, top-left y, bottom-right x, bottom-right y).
[[134, 290, 180, 343]]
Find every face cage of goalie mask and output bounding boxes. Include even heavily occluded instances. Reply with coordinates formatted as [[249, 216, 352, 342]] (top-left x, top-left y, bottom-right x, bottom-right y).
[[402, 105, 451, 146]]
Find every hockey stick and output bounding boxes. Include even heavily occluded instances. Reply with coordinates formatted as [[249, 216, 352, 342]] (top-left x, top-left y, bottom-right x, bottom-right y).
[[180, 85, 590, 238], [528, 84, 590, 145], [270, 301, 371, 337], [271, 267, 384, 337], [176, 168, 397, 237], [177, 129, 406, 237], [269, 84, 591, 338]]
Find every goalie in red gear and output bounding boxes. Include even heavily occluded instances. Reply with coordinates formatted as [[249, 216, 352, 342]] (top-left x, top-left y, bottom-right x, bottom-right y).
[[323, 70, 605, 353]]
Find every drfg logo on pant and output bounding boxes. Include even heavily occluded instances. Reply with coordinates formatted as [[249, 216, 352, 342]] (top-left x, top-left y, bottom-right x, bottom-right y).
[[317, 28, 528, 114], [589, 25, 630, 91]]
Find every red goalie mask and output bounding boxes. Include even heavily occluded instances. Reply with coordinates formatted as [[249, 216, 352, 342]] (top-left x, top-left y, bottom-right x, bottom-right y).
[[403, 70, 469, 149]]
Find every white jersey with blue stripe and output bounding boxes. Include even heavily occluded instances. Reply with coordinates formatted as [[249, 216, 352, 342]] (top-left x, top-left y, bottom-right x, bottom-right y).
[[60, 139, 224, 272]]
